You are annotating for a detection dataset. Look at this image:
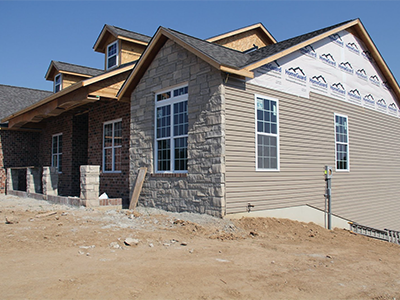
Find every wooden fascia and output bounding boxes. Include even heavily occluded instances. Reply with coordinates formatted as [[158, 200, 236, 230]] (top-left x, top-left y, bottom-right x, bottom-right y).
[[243, 20, 359, 72], [45, 62, 58, 81], [93, 25, 116, 53], [118, 36, 149, 46], [59, 70, 93, 78]]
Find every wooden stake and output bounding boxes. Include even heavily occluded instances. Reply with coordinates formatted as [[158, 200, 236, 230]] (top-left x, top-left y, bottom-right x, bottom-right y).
[[129, 167, 147, 210]]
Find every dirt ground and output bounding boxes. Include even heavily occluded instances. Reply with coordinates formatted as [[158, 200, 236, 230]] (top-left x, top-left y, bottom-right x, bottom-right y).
[[1, 194, 400, 300]]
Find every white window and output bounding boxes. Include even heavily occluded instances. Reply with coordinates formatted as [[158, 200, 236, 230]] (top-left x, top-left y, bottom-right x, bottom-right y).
[[52, 133, 63, 172], [155, 85, 188, 173], [256, 95, 279, 171], [103, 119, 122, 172], [54, 74, 62, 92], [106, 41, 118, 70], [335, 114, 349, 171]]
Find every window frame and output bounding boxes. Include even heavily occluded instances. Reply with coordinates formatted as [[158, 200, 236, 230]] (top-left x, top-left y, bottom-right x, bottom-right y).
[[106, 41, 118, 70], [255, 94, 280, 172], [54, 74, 62, 93], [102, 118, 123, 173], [51, 133, 63, 173], [154, 85, 189, 174], [334, 113, 350, 172]]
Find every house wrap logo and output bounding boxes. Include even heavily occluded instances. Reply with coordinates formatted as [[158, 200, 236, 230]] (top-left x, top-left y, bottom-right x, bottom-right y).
[[369, 75, 380, 87], [339, 62, 354, 75], [346, 42, 360, 55], [319, 53, 336, 68], [356, 69, 368, 81], [382, 81, 391, 91], [259, 61, 282, 78], [329, 33, 344, 47], [309, 75, 328, 91], [285, 66, 307, 85], [348, 89, 361, 103], [300, 45, 317, 59], [330, 82, 346, 98], [377, 99, 387, 110], [363, 94, 375, 107], [362, 50, 373, 62], [388, 103, 398, 114]]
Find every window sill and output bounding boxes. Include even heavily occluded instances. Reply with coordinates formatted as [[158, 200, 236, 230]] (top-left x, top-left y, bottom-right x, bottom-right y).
[[102, 171, 122, 175], [151, 173, 188, 178]]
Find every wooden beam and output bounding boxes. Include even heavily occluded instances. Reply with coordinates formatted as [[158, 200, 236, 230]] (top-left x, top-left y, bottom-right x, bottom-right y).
[[129, 167, 147, 210]]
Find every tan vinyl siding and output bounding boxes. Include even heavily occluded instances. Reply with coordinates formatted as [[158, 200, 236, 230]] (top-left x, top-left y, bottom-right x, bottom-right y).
[[225, 80, 400, 230]]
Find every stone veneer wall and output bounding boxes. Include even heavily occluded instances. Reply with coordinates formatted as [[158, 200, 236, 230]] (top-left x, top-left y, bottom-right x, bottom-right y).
[[130, 40, 226, 217]]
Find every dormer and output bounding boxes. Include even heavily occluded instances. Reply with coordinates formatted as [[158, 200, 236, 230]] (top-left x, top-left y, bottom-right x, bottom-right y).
[[45, 61, 103, 92], [93, 25, 151, 71], [207, 23, 277, 52]]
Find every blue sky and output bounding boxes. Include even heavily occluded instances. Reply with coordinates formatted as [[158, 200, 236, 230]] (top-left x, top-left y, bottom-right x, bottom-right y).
[[1, 1, 400, 91]]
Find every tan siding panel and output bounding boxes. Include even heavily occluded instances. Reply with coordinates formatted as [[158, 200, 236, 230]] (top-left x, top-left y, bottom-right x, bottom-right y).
[[225, 82, 400, 230]]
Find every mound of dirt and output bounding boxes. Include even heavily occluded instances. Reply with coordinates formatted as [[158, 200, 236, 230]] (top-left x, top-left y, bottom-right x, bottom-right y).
[[1, 194, 400, 299]]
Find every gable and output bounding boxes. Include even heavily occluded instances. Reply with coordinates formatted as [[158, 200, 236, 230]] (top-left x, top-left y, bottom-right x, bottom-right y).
[[247, 29, 400, 118], [210, 28, 273, 52]]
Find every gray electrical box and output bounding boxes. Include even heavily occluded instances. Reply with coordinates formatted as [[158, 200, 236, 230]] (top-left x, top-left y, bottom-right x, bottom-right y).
[[325, 165, 333, 180]]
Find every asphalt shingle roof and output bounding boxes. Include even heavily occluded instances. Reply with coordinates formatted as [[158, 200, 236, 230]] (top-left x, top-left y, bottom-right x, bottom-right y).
[[0, 85, 52, 121], [164, 28, 249, 69], [164, 20, 354, 71], [51, 61, 103, 77], [244, 19, 355, 68], [108, 25, 152, 44]]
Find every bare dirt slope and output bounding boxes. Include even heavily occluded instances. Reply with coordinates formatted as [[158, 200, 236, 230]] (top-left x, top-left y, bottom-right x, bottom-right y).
[[1, 194, 399, 300]]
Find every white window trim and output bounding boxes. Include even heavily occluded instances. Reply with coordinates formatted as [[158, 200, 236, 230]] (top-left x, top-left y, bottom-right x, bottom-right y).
[[334, 113, 350, 172], [106, 41, 119, 70], [54, 74, 62, 93], [103, 118, 122, 173], [51, 133, 62, 173], [154, 85, 189, 174], [255, 94, 280, 172]]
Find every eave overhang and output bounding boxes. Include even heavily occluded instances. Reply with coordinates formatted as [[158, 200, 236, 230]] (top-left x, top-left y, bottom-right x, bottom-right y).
[[3, 64, 135, 128]]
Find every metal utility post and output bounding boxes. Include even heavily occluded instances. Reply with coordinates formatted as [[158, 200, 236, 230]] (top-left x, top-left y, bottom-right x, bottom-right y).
[[324, 166, 333, 230]]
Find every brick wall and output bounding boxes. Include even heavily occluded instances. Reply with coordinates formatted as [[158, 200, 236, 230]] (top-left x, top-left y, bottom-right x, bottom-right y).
[[88, 101, 130, 206], [130, 40, 226, 217], [0, 129, 41, 193]]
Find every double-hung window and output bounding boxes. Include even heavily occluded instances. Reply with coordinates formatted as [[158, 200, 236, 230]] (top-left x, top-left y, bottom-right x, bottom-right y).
[[107, 41, 118, 70], [54, 74, 62, 92], [103, 119, 122, 172], [335, 114, 349, 171], [155, 86, 188, 173], [256, 95, 279, 171], [52, 133, 63, 172]]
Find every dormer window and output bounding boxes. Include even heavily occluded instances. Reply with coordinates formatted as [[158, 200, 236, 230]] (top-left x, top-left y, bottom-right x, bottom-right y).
[[54, 74, 62, 92], [107, 41, 118, 70]]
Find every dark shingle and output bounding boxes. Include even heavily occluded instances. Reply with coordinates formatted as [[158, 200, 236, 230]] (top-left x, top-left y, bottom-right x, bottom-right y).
[[164, 28, 248, 69], [243, 19, 355, 68], [52, 61, 103, 77], [108, 25, 152, 44], [0, 85, 53, 121]]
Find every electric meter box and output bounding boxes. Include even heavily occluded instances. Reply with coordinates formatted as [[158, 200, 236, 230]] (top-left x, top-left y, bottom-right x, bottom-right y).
[[325, 165, 333, 179]]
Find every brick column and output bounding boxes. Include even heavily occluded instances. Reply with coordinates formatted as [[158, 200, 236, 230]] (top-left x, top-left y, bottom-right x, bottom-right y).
[[42, 167, 58, 196], [80, 165, 100, 207], [27, 167, 42, 194]]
